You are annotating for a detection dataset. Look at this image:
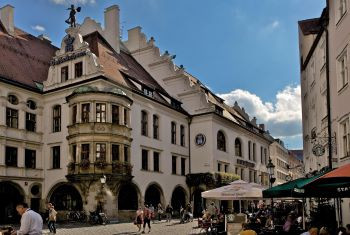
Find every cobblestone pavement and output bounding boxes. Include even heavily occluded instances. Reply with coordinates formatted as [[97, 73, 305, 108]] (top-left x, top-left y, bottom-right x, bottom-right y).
[[42, 219, 205, 235]]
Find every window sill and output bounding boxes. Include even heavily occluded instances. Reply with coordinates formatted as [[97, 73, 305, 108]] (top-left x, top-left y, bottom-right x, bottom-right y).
[[171, 173, 186, 177], [140, 169, 163, 174], [47, 168, 62, 170]]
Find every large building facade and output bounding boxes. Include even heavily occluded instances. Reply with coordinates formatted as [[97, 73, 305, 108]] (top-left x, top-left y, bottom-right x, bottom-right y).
[[299, 0, 350, 225], [0, 4, 273, 222]]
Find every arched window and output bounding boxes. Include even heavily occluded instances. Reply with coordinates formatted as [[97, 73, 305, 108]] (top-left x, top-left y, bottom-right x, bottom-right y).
[[141, 111, 148, 136], [8, 95, 18, 105], [153, 115, 159, 139], [235, 138, 242, 157], [53, 105, 61, 132], [171, 122, 176, 144], [26, 100, 37, 110], [217, 131, 226, 151]]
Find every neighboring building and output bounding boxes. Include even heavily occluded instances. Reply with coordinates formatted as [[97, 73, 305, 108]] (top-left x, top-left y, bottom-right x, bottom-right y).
[[269, 139, 291, 185], [287, 150, 304, 180], [0, 3, 273, 222], [299, 0, 350, 226]]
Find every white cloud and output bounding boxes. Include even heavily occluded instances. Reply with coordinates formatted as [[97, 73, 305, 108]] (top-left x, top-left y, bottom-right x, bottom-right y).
[[50, 0, 95, 5], [261, 20, 280, 34], [217, 85, 302, 138], [271, 20, 280, 29], [31, 25, 45, 32]]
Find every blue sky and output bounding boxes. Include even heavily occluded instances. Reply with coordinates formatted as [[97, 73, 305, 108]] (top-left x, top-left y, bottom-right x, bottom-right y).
[[3, 0, 325, 149]]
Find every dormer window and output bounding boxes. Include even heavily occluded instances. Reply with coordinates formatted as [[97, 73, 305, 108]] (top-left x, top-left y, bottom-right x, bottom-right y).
[[215, 105, 223, 115], [142, 86, 153, 97], [75, 62, 83, 78], [61, 66, 69, 82], [171, 100, 181, 109]]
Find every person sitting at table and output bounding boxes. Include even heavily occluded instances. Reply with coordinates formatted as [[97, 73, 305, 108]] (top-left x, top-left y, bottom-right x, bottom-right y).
[[283, 215, 294, 233], [239, 223, 257, 235], [265, 215, 274, 229]]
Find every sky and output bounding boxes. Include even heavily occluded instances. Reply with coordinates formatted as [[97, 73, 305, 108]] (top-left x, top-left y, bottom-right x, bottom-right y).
[[3, 0, 326, 149]]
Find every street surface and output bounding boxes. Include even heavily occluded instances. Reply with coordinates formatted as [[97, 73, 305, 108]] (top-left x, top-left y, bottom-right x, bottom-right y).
[[41, 219, 205, 235]]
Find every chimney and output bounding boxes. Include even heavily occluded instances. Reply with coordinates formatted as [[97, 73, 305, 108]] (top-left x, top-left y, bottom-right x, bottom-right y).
[[0, 5, 14, 35], [259, 124, 265, 131], [104, 5, 120, 53]]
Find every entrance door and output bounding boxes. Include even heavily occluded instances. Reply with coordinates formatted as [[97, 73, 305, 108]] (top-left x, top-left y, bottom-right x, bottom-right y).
[[193, 189, 204, 218], [0, 182, 23, 224]]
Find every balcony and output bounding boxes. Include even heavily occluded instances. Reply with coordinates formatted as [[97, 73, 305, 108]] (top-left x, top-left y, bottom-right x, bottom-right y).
[[66, 160, 133, 182], [67, 122, 131, 140], [0, 165, 44, 180]]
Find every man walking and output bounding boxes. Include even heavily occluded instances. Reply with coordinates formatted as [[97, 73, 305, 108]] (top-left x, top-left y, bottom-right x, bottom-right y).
[[165, 204, 173, 222], [11, 202, 43, 235]]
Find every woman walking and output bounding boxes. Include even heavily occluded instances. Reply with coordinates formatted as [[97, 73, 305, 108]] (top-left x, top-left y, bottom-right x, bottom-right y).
[[47, 203, 57, 234], [135, 207, 144, 232]]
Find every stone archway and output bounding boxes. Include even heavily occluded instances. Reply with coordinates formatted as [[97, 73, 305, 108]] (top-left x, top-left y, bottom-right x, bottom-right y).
[[171, 186, 187, 214], [144, 184, 164, 208], [118, 183, 139, 211], [48, 184, 83, 211], [0, 181, 24, 224]]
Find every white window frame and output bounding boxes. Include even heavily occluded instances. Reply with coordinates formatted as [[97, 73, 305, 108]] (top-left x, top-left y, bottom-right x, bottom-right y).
[[341, 118, 350, 157], [337, 48, 348, 91]]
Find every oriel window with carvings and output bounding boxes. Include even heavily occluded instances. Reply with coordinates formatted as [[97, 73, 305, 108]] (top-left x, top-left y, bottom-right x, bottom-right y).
[[81, 103, 90, 123], [96, 143, 106, 161], [96, 103, 106, 123], [81, 144, 90, 161], [112, 105, 119, 124]]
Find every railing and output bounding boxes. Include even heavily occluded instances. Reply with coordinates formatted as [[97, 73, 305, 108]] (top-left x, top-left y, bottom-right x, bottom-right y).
[[0, 165, 44, 179], [67, 161, 133, 176]]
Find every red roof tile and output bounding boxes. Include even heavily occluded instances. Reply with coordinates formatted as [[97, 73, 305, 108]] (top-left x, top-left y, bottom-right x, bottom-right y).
[[0, 23, 58, 90], [298, 18, 321, 35]]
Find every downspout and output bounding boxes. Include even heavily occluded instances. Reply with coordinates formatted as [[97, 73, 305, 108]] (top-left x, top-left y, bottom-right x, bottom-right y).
[[188, 116, 192, 202], [324, 2, 333, 169]]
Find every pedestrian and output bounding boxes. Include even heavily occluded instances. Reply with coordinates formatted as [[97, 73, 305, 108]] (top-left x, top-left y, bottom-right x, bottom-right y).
[[157, 203, 163, 221], [142, 205, 151, 233], [11, 202, 43, 235], [149, 204, 155, 224], [47, 203, 57, 234], [165, 204, 173, 222], [135, 207, 143, 232], [319, 227, 330, 235]]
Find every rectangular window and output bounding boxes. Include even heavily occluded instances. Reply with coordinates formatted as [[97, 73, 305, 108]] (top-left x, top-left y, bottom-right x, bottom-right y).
[[235, 167, 238, 175], [96, 143, 106, 161], [240, 169, 244, 180], [124, 109, 128, 126], [6, 108, 18, 128], [249, 170, 253, 183], [264, 148, 268, 165], [342, 120, 350, 157], [217, 163, 221, 172], [26, 112, 36, 132], [112, 105, 119, 124], [153, 115, 159, 139], [81, 144, 90, 160], [180, 125, 185, 147], [338, 50, 348, 90], [142, 149, 148, 170], [52, 146, 60, 169], [74, 62, 83, 78], [25, 149, 36, 169], [124, 146, 129, 162], [81, 103, 90, 123], [248, 141, 252, 160], [253, 143, 256, 162], [171, 122, 176, 144], [254, 171, 257, 183], [72, 105, 77, 124], [224, 165, 228, 173], [72, 145, 77, 163], [96, 103, 106, 123], [172, 156, 177, 174], [141, 111, 148, 136], [53, 105, 61, 132], [112, 144, 120, 161], [260, 146, 264, 164], [181, 158, 186, 176], [153, 152, 160, 172], [61, 66, 68, 82], [5, 146, 17, 167]]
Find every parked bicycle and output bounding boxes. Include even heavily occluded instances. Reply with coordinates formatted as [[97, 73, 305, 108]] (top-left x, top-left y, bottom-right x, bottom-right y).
[[66, 211, 87, 222]]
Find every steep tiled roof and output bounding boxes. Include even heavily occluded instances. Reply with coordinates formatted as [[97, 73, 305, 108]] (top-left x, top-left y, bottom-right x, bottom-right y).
[[298, 18, 321, 35], [83, 31, 185, 111], [0, 22, 58, 90]]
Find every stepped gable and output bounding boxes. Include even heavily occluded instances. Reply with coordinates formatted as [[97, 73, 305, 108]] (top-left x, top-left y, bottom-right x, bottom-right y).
[[0, 22, 57, 90], [83, 31, 181, 109]]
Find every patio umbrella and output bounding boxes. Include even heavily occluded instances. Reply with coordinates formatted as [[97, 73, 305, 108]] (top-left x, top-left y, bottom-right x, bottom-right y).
[[305, 163, 350, 198], [201, 180, 263, 200], [263, 170, 329, 198]]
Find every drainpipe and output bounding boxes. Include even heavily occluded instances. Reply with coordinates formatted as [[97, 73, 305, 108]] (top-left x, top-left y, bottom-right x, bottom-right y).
[[324, 3, 333, 170], [188, 117, 192, 201]]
